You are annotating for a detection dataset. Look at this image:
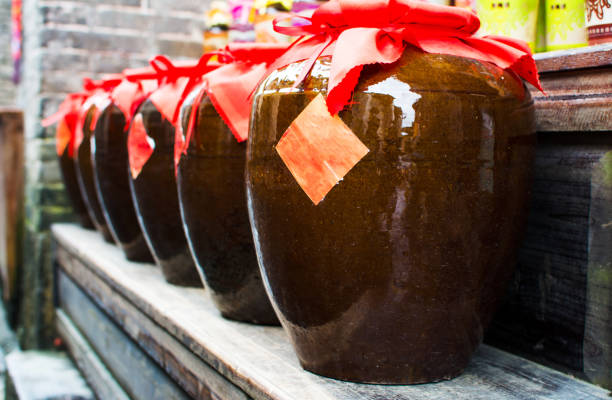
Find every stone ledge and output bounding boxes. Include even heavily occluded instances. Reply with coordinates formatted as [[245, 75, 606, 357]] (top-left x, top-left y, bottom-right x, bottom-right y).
[[5, 350, 93, 400]]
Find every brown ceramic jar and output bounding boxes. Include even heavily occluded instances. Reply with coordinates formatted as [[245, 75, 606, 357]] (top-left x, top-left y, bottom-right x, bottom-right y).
[[127, 99, 201, 285], [246, 49, 536, 383], [177, 85, 279, 324], [92, 103, 153, 262], [75, 105, 114, 243], [58, 145, 94, 229]]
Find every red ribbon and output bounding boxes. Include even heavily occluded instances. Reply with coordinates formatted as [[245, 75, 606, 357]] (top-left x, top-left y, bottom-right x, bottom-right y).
[[43, 75, 122, 158], [125, 54, 223, 176], [73, 76, 123, 151], [265, 0, 544, 115], [42, 93, 87, 157], [182, 42, 289, 154], [111, 67, 160, 129]]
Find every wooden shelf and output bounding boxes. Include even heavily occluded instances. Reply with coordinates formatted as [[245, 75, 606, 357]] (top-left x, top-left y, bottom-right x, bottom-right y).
[[530, 44, 612, 132], [52, 224, 611, 400]]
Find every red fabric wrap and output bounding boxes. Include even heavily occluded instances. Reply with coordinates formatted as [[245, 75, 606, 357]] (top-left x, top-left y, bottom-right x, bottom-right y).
[[44, 75, 122, 158], [183, 42, 289, 151], [267, 0, 544, 115], [111, 67, 159, 128], [125, 54, 222, 176], [42, 93, 87, 157]]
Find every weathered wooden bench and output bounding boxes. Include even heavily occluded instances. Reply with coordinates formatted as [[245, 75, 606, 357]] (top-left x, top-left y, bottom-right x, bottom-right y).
[[51, 43, 612, 399], [52, 224, 610, 400]]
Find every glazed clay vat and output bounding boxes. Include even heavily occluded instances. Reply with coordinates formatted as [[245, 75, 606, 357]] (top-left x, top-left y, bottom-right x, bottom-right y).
[[177, 86, 279, 324], [57, 122, 94, 229], [246, 51, 536, 383], [127, 99, 201, 285], [75, 104, 114, 243], [92, 103, 153, 262]]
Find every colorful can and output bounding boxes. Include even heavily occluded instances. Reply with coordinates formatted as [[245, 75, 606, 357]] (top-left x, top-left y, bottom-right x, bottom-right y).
[[476, 0, 540, 51], [546, 0, 587, 50]]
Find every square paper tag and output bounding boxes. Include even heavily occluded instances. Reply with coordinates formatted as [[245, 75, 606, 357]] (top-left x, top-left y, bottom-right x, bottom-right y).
[[127, 113, 154, 179], [276, 94, 369, 205]]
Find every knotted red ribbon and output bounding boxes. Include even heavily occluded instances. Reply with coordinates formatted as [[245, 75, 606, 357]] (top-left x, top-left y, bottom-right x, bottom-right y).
[[182, 42, 289, 155], [111, 66, 160, 129], [126, 54, 222, 178], [73, 75, 123, 151], [265, 0, 544, 115], [41, 92, 88, 157], [43, 75, 122, 158]]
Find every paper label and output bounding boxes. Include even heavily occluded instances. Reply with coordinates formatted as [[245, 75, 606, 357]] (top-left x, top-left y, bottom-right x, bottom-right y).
[[56, 119, 72, 157], [275, 94, 369, 205], [127, 113, 154, 179]]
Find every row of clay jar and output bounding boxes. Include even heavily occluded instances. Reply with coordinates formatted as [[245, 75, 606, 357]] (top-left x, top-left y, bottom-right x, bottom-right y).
[[44, 0, 544, 385]]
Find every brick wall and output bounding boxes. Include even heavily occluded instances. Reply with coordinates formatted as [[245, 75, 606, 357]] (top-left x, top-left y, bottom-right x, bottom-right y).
[[16, 0, 210, 349], [0, 0, 17, 106]]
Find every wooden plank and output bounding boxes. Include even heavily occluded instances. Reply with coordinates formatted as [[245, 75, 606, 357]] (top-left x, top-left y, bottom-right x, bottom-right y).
[[52, 223, 611, 400], [56, 309, 131, 400], [531, 65, 612, 132], [56, 258, 250, 400], [0, 109, 23, 302], [584, 151, 612, 389], [535, 44, 612, 73], [57, 269, 192, 400], [488, 136, 612, 376]]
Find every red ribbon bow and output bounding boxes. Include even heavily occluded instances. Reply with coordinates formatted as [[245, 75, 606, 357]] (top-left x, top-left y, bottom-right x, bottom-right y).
[[125, 54, 223, 178], [266, 0, 544, 115], [182, 42, 289, 154], [41, 92, 88, 157], [73, 76, 123, 151]]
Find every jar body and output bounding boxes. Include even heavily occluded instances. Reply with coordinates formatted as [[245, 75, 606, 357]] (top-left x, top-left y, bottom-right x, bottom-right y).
[[58, 146, 94, 229], [177, 89, 279, 325], [75, 106, 114, 243], [128, 100, 201, 285], [246, 51, 536, 383], [92, 104, 153, 262]]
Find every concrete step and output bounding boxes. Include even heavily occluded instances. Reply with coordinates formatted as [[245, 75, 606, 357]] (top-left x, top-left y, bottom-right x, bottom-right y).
[[5, 350, 93, 400]]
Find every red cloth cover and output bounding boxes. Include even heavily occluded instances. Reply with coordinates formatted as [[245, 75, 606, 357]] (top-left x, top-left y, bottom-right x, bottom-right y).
[[266, 0, 544, 115]]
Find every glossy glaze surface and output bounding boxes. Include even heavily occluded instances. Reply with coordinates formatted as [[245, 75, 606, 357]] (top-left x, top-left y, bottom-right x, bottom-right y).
[[75, 106, 114, 243], [92, 104, 153, 262], [128, 100, 201, 285], [59, 148, 94, 229], [246, 50, 536, 383], [177, 87, 279, 324]]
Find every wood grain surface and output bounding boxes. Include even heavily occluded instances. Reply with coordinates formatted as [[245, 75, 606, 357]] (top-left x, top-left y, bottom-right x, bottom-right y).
[[53, 223, 611, 400], [0, 109, 23, 302]]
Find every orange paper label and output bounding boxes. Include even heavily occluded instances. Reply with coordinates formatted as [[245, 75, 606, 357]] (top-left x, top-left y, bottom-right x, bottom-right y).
[[127, 113, 154, 179], [56, 119, 72, 157], [275, 94, 369, 205]]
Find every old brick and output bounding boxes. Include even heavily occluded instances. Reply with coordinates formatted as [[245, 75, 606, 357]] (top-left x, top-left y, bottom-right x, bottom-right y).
[[88, 51, 149, 74], [73, 0, 141, 7], [40, 50, 91, 73], [156, 38, 203, 59], [41, 28, 149, 53], [26, 183, 70, 208], [40, 4, 93, 26], [148, 0, 209, 14], [94, 8, 153, 32]]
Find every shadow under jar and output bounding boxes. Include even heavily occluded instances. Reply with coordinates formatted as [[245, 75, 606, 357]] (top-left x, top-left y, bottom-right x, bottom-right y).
[[127, 99, 201, 286], [177, 86, 279, 325], [75, 105, 114, 243], [58, 143, 94, 229], [246, 49, 536, 384], [92, 103, 153, 262]]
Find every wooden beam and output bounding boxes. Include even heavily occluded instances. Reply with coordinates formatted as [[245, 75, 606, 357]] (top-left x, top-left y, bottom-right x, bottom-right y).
[[0, 109, 23, 303], [56, 309, 131, 400], [53, 223, 611, 400]]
